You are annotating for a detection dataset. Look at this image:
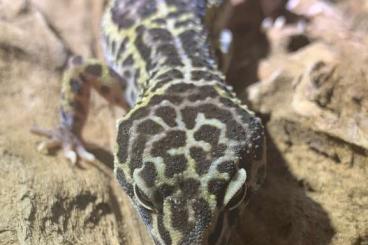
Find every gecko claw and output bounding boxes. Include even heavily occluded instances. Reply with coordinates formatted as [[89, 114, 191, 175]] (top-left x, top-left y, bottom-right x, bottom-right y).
[[64, 150, 78, 165], [36, 139, 61, 154], [76, 145, 96, 162], [31, 126, 95, 164]]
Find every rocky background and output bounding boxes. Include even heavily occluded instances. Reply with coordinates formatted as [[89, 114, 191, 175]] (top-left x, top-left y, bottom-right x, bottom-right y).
[[0, 0, 367, 244]]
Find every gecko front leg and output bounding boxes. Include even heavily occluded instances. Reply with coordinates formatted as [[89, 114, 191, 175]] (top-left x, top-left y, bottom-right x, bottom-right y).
[[32, 56, 129, 164]]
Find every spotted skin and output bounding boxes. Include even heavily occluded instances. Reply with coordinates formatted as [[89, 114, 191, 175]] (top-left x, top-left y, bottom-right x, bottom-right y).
[[115, 82, 265, 244], [33, 0, 266, 244], [60, 56, 129, 135]]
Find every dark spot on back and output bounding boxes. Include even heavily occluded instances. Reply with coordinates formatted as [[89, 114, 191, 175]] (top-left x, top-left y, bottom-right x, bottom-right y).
[[85, 64, 102, 77], [175, 19, 195, 28], [157, 43, 183, 67], [149, 94, 183, 106], [153, 18, 166, 25], [137, 1, 157, 17], [155, 69, 184, 85], [116, 38, 128, 60], [70, 78, 82, 94], [167, 83, 194, 93], [111, 2, 135, 29], [187, 86, 218, 102], [149, 28, 172, 42], [135, 25, 152, 69], [198, 104, 232, 122], [150, 73, 187, 92], [179, 29, 198, 55], [181, 107, 198, 129], [111, 40, 117, 54], [167, 9, 187, 19], [191, 71, 221, 81], [123, 55, 134, 66], [179, 30, 213, 68]]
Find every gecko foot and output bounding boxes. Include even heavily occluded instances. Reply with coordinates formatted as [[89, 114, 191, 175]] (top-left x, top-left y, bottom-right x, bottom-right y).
[[31, 126, 95, 164]]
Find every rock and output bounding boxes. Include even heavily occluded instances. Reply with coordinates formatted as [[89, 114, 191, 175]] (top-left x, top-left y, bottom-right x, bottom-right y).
[[245, 1, 368, 244]]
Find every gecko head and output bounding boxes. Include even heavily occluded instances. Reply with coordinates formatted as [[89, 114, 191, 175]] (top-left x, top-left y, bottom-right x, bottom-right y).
[[114, 83, 266, 245], [129, 166, 256, 245]]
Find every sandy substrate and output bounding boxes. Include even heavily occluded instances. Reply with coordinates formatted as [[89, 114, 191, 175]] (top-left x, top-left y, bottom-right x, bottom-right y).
[[0, 0, 367, 244]]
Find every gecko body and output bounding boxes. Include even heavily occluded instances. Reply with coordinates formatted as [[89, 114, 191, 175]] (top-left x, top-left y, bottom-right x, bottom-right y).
[[33, 0, 266, 244]]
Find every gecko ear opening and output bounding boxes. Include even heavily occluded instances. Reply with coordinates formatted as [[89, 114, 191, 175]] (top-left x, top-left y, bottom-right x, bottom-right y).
[[223, 168, 247, 210]]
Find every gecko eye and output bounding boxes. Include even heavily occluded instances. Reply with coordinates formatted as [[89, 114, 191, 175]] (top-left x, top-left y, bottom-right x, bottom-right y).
[[223, 168, 248, 210], [226, 184, 247, 210], [134, 184, 155, 212]]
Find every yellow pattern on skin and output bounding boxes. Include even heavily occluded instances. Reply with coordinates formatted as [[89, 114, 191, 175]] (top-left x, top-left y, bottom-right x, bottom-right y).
[[102, 2, 184, 90], [33, 1, 266, 244]]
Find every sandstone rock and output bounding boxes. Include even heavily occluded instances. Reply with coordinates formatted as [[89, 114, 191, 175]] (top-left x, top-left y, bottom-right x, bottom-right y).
[[246, 1, 368, 244]]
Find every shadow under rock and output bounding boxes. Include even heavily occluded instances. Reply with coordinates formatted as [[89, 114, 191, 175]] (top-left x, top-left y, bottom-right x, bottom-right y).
[[231, 129, 335, 245], [225, 0, 309, 96], [225, 0, 270, 95]]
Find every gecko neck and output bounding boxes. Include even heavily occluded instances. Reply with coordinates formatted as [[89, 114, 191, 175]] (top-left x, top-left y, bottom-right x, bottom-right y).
[[134, 1, 222, 91], [103, 0, 224, 104]]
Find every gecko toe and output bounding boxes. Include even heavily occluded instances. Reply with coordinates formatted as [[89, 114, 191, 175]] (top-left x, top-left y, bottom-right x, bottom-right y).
[[31, 125, 95, 164], [76, 145, 96, 162], [36, 139, 61, 154], [64, 149, 78, 165]]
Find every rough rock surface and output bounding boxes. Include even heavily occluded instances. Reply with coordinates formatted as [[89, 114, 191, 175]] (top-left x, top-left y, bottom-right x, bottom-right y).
[[242, 1, 368, 244], [0, 0, 367, 245]]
